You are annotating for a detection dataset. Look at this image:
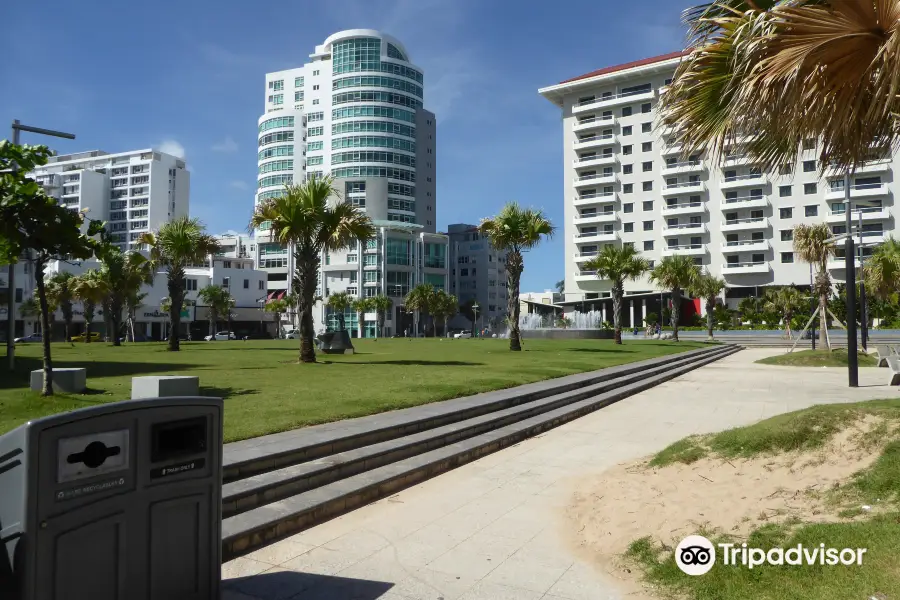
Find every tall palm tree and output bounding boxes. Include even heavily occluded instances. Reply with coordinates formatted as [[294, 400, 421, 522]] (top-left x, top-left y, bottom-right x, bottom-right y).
[[326, 291, 354, 332], [351, 297, 373, 337], [198, 285, 234, 338], [125, 291, 147, 342], [370, 294, 393, 339], [72, 269, 107, 343], [264, 298, 289, 338], [583, 245, 650, 344], [663, 0, 900, 174], [650, 256, 701, 342], [404, 284, 438, 337], [793, 223, 836, 349], [689, 272, 727, 341], [140, 216, 219, 351], [479, 202, 555, 351], [44, 271, 76, 342], [764, 285, 807, 339], [430, 290, 459, 338], [18, 298, 41, 336], [98, 250, 154, 346], [249, 177, 374, 362], [864, 236, 900, 301]]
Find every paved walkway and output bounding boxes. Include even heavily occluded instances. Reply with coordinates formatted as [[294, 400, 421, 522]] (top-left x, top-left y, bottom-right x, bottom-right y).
[[223, 348, 896, 600]]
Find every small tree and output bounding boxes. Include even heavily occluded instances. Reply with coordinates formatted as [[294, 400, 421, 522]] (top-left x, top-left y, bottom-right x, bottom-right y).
[[18, 298, 41, 334], [265, 298, 288, 338], [583, 245, 649, 344], [326, 291, 353, 332], [351, 297, 373, 337], [688, 272, 727, 341], [97, 249, 154, 346], [198, 285, 234, 338], [555, 315, 573, 329], [72, 270, 107, 343], [370, 294, 392, 338], [793, 223, 835, 350], [650, 255, 701, 342], [764, 286, 807, 339], [430, 290, 458, 337], [45, 271, 77, 342], [405, 284, 438, 337], [125, 291, 147, 342]]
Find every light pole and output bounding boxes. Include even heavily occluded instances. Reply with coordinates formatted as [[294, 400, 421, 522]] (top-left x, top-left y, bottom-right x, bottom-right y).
[[809, 263, 816, 351], [472, 301, 480, 337], [7, 120, 76, 371], [857, 208, 868, 352], [843, 173, 859, 387]]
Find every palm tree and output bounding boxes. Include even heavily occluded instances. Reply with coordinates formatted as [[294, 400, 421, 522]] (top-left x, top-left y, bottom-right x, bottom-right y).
[[650, 256, 701, 342], [97, 250, 154, 346], [662, 1, 900, 173], [764, 286, 807, 339], [140, 216, 219, 351], [404, 283, 438, 337], [72, 270, 107, 343], [370, 294, 393, 339], [249, 177, 373, 362], [689, 272, 727, 341], [793, 223, 836, 349], [479, 203, 555, 351], [430, 290, 458, 337], [351, 297, 373, 337], [326, 291, 354, 332], [864, 237, 900, 301], [125, 291, 147, 342], [264, 298, 289, 338], [198, 285, 234, 338], [738, 296, 764, 326], [583, 245, 650, 344], [18, 298, 41, 336], [44, 271, 76, 341]]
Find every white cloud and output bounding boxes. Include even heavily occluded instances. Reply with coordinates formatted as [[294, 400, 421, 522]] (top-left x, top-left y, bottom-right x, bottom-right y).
[[229, 180, 249, 191], [156, 139, 186, 159], [212, 136, 238, 153]]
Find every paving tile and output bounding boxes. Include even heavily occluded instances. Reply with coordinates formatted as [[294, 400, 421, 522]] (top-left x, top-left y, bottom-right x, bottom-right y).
[[223, 557, 272, 581], [244, 538, 316, 566], [280, 546, 365, 576], [458, 581, 543, 600], [482, 554, 572, 594], [321, 529, 392, 558], [221, 589, 261, 600], [368, 538, 454, 569], [391, 568, 480, 600], [426, 546, 500, 580], [227, 567, 314, 600]]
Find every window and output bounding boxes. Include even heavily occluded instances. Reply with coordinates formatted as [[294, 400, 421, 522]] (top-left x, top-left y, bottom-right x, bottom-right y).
[[295, 76, 304, 87], [642, 161, 652, 172], [623, 183, 633, 193], [183, 278, 198, 291], [222, 277, 230, 288], [781, 252, 794, 263], [622, 125, 632, 136], [642, 122, 652, 133], [779, 185, 792, 197], [643, 181, 653, 192], [643, 240, 654, 251], [243, 279, 249, 289], [622, 106, 632, 117], [623, 203, 634, 213], [624, 222, 634, 233], [642, 200, 653, 211], [623, 164, 633, 175], [259, 280, 265, 290], [779, 163, 793, 175], [803, 160, 816, 172], [642, 142, 652, 152], [623, 145, 633, 155], [643, 220, 654, 231], [805, 205, 818, 217], [780, 230, 794, 242], [641, 102, 651, 114], [804, 183, 817, 194]]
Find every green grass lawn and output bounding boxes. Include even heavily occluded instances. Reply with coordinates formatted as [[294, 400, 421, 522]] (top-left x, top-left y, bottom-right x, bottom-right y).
[[756, 348, 878, 368], [0, 338, 706, 442], [631, 398, 900, 600]]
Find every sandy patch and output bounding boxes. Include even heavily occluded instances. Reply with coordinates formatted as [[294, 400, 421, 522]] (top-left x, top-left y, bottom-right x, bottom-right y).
[[562, 417, 890, 596]]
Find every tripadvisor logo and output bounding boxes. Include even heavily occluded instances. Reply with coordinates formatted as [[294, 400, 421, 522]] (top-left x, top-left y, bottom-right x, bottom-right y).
[[675, 535, 867, 576]]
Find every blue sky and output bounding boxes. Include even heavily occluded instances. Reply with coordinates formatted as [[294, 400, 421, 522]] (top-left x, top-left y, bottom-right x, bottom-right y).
[[1, 0, 691, 292]]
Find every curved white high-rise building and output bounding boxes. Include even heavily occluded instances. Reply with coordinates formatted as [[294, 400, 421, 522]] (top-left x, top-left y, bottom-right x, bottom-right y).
[[255, 29, 446, 337]]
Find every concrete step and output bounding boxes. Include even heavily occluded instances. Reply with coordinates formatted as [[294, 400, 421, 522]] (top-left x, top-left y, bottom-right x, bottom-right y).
[[221, 344, 729, 519], [221, 344, 740, 560], [223, 344, 727, 483]]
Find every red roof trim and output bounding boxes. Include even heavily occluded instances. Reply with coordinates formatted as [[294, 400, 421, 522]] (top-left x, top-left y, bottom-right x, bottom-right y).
[[559, 50, 688, 85]]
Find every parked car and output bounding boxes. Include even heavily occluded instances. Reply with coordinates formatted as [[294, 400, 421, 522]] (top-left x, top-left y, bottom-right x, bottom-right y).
[[284, 328, 300, 339], [453, 330, 472, 339], [14, 332, 42, 343], [71, 332, 101, 343], [204, 331, 236, 341]]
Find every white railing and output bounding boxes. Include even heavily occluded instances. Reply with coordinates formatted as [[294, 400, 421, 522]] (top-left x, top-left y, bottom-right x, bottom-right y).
[[722, 173, 763, 182], [578, 173, 612, 181], [829, 182, 884, 192], [724, 261, 767, 269], [829, 206, 884, 216], [577, 88, 652, 106], [577, 154, 613, 163], [723, 240, 766, 248], [723, 217, 766, 226], [664, 160, 702, 169], [576, 134, 614, 143], [664, 223, 703, 230], [665, 181, 702, 189], [664, 202, 703, 210], [666, 244, 703, 250], [574, 253, 598, 259], [723, 194, 764, 204], [576, 232, 613, 238], [577, 270, 597, 276], [575, 115, 614, 125]]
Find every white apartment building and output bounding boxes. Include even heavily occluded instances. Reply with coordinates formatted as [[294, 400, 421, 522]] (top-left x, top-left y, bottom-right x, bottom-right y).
[[539, 52, 898, 323], [446, 224, 508, 331], [254, 29, 447, 337], [30, 149, 190, 252]]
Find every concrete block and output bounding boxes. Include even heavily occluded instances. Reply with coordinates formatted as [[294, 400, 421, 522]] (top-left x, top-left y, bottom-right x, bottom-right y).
[[30, 368, 86, 393], [132, 375, 200, 399]]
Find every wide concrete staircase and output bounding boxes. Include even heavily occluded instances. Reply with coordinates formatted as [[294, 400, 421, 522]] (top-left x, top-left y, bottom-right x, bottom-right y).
[[221, 343, 740, 561]]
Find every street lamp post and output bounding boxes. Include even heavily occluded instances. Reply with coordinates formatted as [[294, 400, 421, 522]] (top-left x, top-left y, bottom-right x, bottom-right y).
[[843, 173, 859, 387], [472, 301, 480, 337], [7, 120, 76, 371], [809, 263, 816, 351], [857, 209, 868, 352]]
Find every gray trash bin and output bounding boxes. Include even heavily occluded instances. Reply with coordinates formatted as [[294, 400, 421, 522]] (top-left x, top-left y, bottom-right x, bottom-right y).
[[0, 396, 223, 600]]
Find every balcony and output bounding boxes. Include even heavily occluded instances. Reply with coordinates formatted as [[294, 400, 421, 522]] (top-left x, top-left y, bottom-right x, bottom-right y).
[[572, 115, 615, 132], [661, 160, 704, 176], [720, 173, 767, 190], [836, 230, 885, 245], [573, 192, 617, 207], [573, 154, 617, 169], [37, 174, 61, 188], [721, 239, 770, 253], [855, 159, 892, 174], [661, 201, 706, 217], [721, 194, 769, 210], [573, 88, 655, 113], [573, 252, 598, 264], [661, 181, 705, 196], [575, 270, 599, 281], [573, 133, 617, 150], [722, 153, 752, 167], [825, 182, 889, 201], [825, 206, 890, 224], [661, 244, 706, 257], [721, 216, 769, 232], [723, 261, 770, 274], [662, 223, 706, 237], [574, 173, 616, 188], [661, 143, 685, 156], [575, 231, 619, 244], [827, 257, 863, 270], [574, 212, 617, 225]]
